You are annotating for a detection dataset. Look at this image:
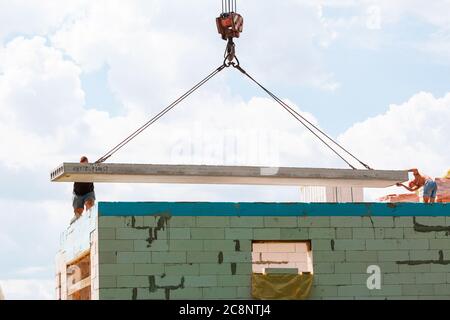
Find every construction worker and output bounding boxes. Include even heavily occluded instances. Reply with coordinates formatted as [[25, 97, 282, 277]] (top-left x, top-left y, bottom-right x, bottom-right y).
[[71, 156, 96, 223], [396, 168, 438, 203]]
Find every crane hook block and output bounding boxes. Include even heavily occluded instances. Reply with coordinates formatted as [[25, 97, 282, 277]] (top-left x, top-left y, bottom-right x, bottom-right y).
[[216, 12, 244, 40]]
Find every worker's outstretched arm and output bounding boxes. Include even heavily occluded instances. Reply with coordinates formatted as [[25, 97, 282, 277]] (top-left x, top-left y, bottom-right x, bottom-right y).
[[408, 168, 419, 174], [396, 182, 419, 192]]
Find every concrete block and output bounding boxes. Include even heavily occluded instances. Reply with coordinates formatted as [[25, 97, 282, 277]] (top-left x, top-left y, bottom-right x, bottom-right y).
[[116, 228, 149, 240], [135, 288, 166, 300], [336, 228, 352, 239], [117, 252, 151, 264], [350, 273, 370, 285], [116, 276, 149, 288], [217, 275, 251, 287], [309, 228, 336, 239], [280, 228, 309, 240], [230, 217, 264, 228], [236, 286, 251, 299], [310, 285, 338, 297], [369, 285, 402, 296], [435, 232, 450, 239], [152, 252, 186, 264], [382, 228, 404, 239], [313, 263, 334, 274], [393, 217, 413, 228], [169, 240, 203, 251], [200, 264, 233, 275], [99, 240, 134, 252], [430, 239, 450, 249], [317, 274, 351, 285], [330, 217, 362, 228], [100, 264, 134, 276], [202, 287, 237, 299], [142, 216, 161, 227], [352, 228, 376, 239], [170, 287, 203, 300], [399, 264, 431, 273], [99, 276, 117, 288], [334, 263, 368, 274], [99, 217, 127, 228], [184, 276, 218, 287], [415, 217, 447, 226], [253, 228, 281, 240], [100, 288, 133, 300], [333, 240, 366, 251], [204, 240, 240, 251], [299, 217, 330, 228], [187, 252, 221, 263], [169, 217, 196, 228], [167, 228, 191, 240], [337, 285, 370, 297], [345, 251, 378, 262], [156, 275, 184, 287], [366, 240, 399, 250], [134, 264, 165, 275], [235, 263, 252, 275], [374, 262, 399, 273], [223, 252, 252, 263], [429, 264, 450, 272], [99, 252, 117, 264], [402, 284, 434, 296], [123, 216, 144, 228], [365, 217, 395, 228], [191, 228, 225, 240], [415, 273, 447, 284], [311, 240, 332, 251], [196, 217, 230, 227], [264, 217, 297, 228], [134, 240, 169, 251], [404, 228, 436, 239], [238, 240, 252, 252], [433, 284, 450, 295], [225, 228, 253, 239], [409, 250, 441, 260], [313, 251, 346, 263], [99, 228, 116, 240], [383, 273, 416, 284], [165, 264, 200, 276]]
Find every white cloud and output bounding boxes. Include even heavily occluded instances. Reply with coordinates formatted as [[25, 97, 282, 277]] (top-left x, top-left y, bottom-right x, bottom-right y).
[[0, 279, 54, 300]]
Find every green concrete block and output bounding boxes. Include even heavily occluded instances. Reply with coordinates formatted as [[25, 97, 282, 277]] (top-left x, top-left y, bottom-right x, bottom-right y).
[[99, 276, 117, 288], [336, 228, 352, 239], [225, 228, 253, 239], [142, 216, 159, 227], [169, 217, 196, 228], [99, 228, 116, 240], [399, 264, 431, 273], [116, 276, 149, 288], [393, 217, 413, 228], [310, 285, 338, 297], [333, 240, 365, 251], [435, 232, 450, 239], [187, 252, 221, 263], [253, 228, 281, 240], [352, 228, 376, 239], [415, 273, 447, 284], [238, 240, 252, 252], [99, 252, 117, 264], [152, 252, 186, 264], [313, 263, 334, 274], [365, 217, 395, 228], [350, 273, 370, 285], [199, 264, 233, 275], [415, 217, 447, 226], [264, 217, 297, 228], [217, 275, 251, 287], [334, 263, 368, 274], [116, 228, 149, 240], [365, 240, 399, 250], [165, 263, 200, 276], [383, 273, 416, 284], [169, 287, 203, 300], [134, 240, 169, 251], [309, 228, 336, 239], [299, 217, 330, 228], [377, 250, 409, 261], [184, 276, 218, 287], [311, 240, 333, 251], [202, 287, 237, 299], [236, 286, 251, 299], [280, 228, 309, 240], [124, 216, 144, 228], [156, 275, 184, 287], [135, 288, 166, 300], [100, 264, 134, 276], [313, 251, 346, 263], [382, 228, 404, 239], [100, 288, 133, 300], [196, 217, 230, 227], [429, 264, 450, 272], [169, 240, 203, 251], [117, 252, 151, 264], [402, 284, 434, 296], [433, 284, 450, 295], [430, 239, 450, 249], [167, 228, 191, 240], [265, 268, 298, 274], [409, 249, 441, 260], [223, 252, 252, 263], [345, 251, 378, 262], [99, 240, 134, 252], [317, 274, 351, 285], [369, 285, 402, 296], [230, 217, 264, 228], [419, 295, 450, 300], [99, 217, 127, 228], [203, 240, 238, 251], [404, 228, 436, 239], [373, 262, 399, 273], [235, 263, 252, 275], [134, 264, 165, 275], [397, 239, 429, 250], [191, 228, 225, 240], [337, 285, 370, 297], [330, 217, 362, 228]]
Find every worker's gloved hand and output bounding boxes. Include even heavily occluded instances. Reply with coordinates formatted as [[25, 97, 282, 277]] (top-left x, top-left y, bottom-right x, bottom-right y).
[[396, 182, 403, 187]]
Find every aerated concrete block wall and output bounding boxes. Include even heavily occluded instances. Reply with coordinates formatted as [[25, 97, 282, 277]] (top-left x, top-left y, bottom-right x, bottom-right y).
[[95, 203, 450, 300]]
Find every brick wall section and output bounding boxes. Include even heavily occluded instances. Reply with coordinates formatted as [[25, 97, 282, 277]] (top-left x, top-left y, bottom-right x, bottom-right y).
[[97, 216, 450, 300]]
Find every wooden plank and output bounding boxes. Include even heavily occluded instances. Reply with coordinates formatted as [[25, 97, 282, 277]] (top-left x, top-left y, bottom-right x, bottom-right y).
[[50, 163, 408, 188], [68, 276, 91, 297]]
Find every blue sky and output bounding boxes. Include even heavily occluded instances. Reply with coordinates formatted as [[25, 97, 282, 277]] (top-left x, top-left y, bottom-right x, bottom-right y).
[[0, 0, 449, 299]]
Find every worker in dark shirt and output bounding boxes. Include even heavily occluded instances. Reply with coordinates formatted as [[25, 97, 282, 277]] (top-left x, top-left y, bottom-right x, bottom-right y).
[[72, 156, 96, 223]]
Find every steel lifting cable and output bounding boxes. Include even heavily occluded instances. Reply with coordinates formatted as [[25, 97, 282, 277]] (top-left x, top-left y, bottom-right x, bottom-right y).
[[95, 64, 226, 164], [232, 64, 373, 170]]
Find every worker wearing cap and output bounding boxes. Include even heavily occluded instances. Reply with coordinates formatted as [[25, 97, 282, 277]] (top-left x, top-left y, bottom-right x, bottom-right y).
[[396, 168, 438, 203], [71, 156, 96, 223]]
